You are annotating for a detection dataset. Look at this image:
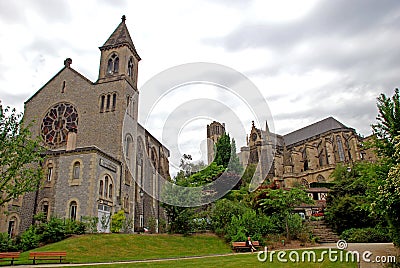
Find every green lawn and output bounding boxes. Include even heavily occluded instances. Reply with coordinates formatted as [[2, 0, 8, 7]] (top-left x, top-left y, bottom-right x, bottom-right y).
[[77, 251, 357, 268], [3, 234, 357, 267], [8, 233, 231, 265]]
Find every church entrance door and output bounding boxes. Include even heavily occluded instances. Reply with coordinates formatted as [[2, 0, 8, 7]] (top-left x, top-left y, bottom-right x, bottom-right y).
[[97, 204, 111, 233]]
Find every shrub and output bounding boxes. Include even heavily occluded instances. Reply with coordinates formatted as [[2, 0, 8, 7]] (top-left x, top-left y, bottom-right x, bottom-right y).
[[286, 214, 302, 239], [210, 199, 248, 236], [170, 208, 195, 235], [325, 195, 375, 233], [148, 217, 157, 233], [40, 217, 66, 243], [225, 209, 280, 243], [65, 219, 86, 235], [18, 226, 41, 251], [158, 217, 167, 233], [121, 217, 133, 234], [81, 216, 98, 234], [111, 210, 126, 233], [341, 227, 391, 243], [0, 233, 17, 252]]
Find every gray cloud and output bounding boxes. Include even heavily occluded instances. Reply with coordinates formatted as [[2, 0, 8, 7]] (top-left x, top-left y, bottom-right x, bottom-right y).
[[97, 0, 128, 9], [208, 0, 400, 52], [0, 92, 30, 108], [203, 0, 400, 138], [0, 0, 72, 24]]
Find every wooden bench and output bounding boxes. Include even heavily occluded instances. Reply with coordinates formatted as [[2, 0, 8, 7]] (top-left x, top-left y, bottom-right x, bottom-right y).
[[29, 251, 67, 264], [0, 252, 20, 265], [232, 241, 260, 252]]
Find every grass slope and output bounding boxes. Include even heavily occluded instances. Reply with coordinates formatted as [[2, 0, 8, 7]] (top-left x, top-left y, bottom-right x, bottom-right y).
[[10, 233, 231, 265], [4, 234, 357, 267]]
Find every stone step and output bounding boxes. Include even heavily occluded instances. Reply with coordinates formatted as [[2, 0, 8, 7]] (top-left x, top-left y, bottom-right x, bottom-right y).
[[306, 220, 340, 244]]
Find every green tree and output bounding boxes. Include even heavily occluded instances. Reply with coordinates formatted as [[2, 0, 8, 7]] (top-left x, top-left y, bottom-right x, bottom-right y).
[[227, 138, 243, 174], [258, 187, 313, 239], [325, 162, 386, 234], [214, 133, 231, 168], [375, 137, 400, 246], [370, 88, 400, 246], [372, 88, 400, 159], [0, 104, 44, 207]]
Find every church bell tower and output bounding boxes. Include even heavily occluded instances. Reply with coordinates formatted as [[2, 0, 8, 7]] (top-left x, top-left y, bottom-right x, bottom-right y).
[[97, 15, 141, 89]]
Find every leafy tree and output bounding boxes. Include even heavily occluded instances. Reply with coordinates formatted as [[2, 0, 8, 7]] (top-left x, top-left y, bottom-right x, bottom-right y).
[[210, 199, 249, 236], [0, 104, 44, 207], [372, 88, 400, 159], [369, 88, 400, 246], [325, 162, 386, 233], [161, 168, 203, 234], [227, 138, 243, 174], [375, 137, 400, 246], [258, 187, 313, 239], [214, 133, 231, 168]]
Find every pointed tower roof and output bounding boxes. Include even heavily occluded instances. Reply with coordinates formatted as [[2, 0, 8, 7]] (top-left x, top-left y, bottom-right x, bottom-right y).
[[100, 15, 141, 60]]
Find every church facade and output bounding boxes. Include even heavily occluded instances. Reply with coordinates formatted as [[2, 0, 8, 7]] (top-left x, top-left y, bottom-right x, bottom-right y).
[[238, 117, 375, 187], [1, 16, 170, 236], [208, 117, 375, 213]]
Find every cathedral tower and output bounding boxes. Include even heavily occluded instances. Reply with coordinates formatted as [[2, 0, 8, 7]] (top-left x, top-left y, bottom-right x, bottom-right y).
[[206, 121, 225, 164]]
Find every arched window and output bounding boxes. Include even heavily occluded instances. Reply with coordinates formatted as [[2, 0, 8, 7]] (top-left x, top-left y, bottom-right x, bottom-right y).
[[112, 93, 117, 111], [108, 184, 113, 198], [69, 201, 77, 221], [336, 136, 345, 162], [100, 95, 105, 112], [104, 176, 109, 197], [125, 135, 132, 159], [301, 178, 310, 188], [106, 95, 111, 110], [99, 180, 103, 196], [128, 57, 134, 78], [47, 165, 53, 182], [114, 57, 119, 73], [107, 59, 113, 74], [106, 53, 119, 74], [7, 217, 17, 237], [41, 201, 49, 219], [302, 148, 309, 171], [73, 162, 80, 179], [317, 175, 326, 183]]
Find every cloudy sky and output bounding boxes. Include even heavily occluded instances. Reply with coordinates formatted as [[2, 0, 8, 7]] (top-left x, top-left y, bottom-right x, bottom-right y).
[[1, 0, 399, 168]]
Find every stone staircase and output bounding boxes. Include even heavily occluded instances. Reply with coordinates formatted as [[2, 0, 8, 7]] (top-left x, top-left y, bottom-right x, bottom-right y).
[[307, 220, 340, 243]]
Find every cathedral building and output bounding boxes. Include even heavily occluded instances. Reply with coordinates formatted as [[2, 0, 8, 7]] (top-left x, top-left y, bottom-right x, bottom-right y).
[[208, 117, 375, 213], [1, 16, 170, 236]]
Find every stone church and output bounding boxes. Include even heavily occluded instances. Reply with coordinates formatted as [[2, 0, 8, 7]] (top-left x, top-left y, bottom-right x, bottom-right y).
[[1, 16, 170, 236], [208, 117, 375, 214]]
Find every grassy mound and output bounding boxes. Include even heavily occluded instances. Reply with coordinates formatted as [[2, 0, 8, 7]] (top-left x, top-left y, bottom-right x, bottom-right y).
[[10, 233, 231, 265]]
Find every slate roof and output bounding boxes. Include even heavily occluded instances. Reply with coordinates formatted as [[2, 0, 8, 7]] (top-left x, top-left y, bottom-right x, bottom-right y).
[[260, 130, 285, 147], [100, 15, 141, 60], [283, 117, 351, 145]]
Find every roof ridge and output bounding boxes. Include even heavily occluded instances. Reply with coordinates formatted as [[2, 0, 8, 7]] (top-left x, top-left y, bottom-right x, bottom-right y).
[[283, 117, 346, 137], [282, 117, 351, 145]]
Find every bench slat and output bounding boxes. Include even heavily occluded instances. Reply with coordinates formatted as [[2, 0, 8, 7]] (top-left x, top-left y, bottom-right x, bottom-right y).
[[232, 241, 261, 251], [0, 252, 20, 265], [0, 253, 20, 258], [29, 252, 66, 264]]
